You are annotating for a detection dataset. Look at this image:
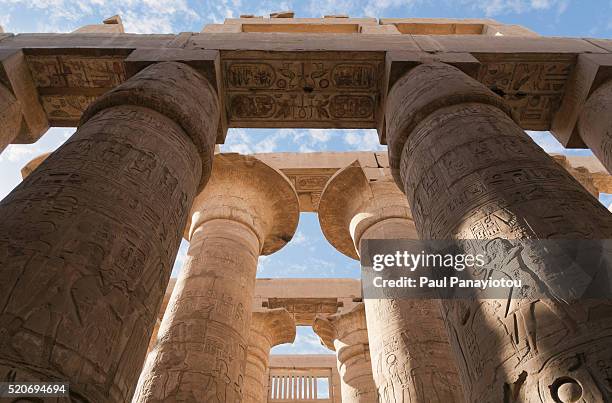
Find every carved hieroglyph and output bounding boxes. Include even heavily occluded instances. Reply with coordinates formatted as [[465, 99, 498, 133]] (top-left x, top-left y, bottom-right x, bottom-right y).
[[222, 52, 383, 128], [578, 79, 612, 173], [0, 62, 219, 402], [313, 303, 377, 403], [386, 62, 612, 402], [244, 308, 296, 403], [26, 55, 128, 126], [476, 56, 573, 130], [134, 153, 299, 403], [318, 163, 464, 402]]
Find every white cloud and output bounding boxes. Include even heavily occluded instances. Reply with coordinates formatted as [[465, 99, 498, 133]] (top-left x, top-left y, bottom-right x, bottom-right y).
[[222, 128, 336, 154], [0, 144, 44, 163], [460, 0, 570, 16], [0, 13, 10, 29], [291, 230, 309, 245], [344, 129, 385, 151], [0, 0, 205, 33]]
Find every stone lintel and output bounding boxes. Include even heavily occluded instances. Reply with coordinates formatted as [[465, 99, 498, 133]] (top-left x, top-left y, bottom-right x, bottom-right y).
[[269, 354, 337, 367], [253, 278, 362, 326], [1, 33, 610, 133], [379, 18, 538, 37], [125, 48, 227, 143], [0, 48, 49, 143], [551, 53, 612, 148]]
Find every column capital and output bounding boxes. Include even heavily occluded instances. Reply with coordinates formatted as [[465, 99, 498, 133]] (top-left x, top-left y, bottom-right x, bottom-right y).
[[318, 161, 415, 259], [190, 153, 299, 255], [251, 307, 296, 348], [313, 303, 368, 352], [386, 62, 512, 186], [81, 61, 219, 188]]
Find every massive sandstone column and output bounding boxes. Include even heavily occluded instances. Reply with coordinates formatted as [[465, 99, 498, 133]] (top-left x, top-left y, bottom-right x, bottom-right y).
[[134, 153, 299, 402], [245, 308, 296, 403], [578, 79, 612, 173], [318, 163, 464, 402], [386, 62, 612, 401], [0, 61, 219, 402], [313, 303, 377, 403]]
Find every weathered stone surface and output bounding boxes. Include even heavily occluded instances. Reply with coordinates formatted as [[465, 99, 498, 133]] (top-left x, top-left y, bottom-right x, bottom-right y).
[[244, 308, 295, 403], [222, 51, 383, 129], [0, 49, 49, 146], [0, 82, 22, 152], [0, 62, 219, 402], [82, 61, 219, 188], [252, 277, 361, 325], [134, 153, 299, 402], [0, 20, 609, 135], [550, 53, 612, 148], [578, 79, 612, 173], [386, 62, 612, 402], [314, 303, 377, 403], [318, 163, 464, 402]]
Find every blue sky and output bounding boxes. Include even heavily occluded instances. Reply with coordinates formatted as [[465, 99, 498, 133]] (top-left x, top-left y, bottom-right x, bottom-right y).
[[1, 0, 611, 354]]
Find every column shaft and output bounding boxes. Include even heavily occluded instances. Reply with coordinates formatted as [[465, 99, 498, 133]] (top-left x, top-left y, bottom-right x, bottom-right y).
[[244, 329, 271, 403], [318, 168, 464, 403], [387, 63, 612, 402], [579, 79, 612, 173], [135, 219, 258, 402], [362, 219, 463, 402], [0, 62, 218, 402], [244, 309, 295, 403], [134, 153, 299, 402]]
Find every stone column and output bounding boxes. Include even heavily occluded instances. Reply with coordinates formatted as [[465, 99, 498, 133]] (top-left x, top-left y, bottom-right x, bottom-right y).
[[0, 61, 219, 402], [578, 79, 612, 173], [313, 303, 377, 403], [318, 163, 464, 402], [386, 62, 612, 401], [134, 153, 299, 402], [245, 308, 296, 403]]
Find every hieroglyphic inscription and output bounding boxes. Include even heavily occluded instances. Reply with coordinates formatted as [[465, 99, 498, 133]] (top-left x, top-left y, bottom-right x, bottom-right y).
[[0, 106, 202, 402], [27, 55, 127, 88], [477, 60, 572, 130], [387, 63, 612, 402], [223, 54, 382, 128], [267, 298, 340, 325], [281, 169, 336, 212], [27, 55, 128, 125], [41, 95, 98, 124]]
